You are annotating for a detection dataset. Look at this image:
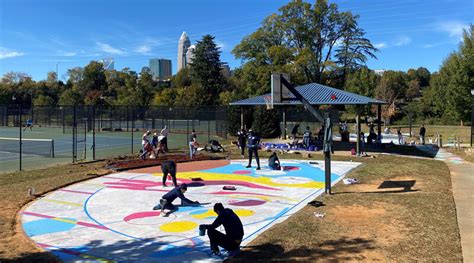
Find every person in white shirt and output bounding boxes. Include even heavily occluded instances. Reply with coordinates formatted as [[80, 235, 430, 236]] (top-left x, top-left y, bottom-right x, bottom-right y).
[[142, 130, 151, 151], [160, 126, 169, 152]]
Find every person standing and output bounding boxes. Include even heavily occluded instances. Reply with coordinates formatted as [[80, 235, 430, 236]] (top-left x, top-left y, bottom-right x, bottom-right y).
[[161, 160, 178, 187], [246, 129, 261, 170], [24, 118, 33, 131], [237, 127, 247, 158], [142, 130, 151, 151], [160, 125, 169, 152], [303, 126, 312, 149], [397, 127, 403, 145], [291, 124, 300, 142], [200, 203, 244, 258], [189, 129, 197, 159], [419, 124, 426, 145]]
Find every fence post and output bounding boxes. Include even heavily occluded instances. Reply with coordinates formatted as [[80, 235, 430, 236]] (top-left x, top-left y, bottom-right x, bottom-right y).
[[92, 105, 96, 160], [208, 109, 211, 142], [19, 104, 22, 171], [131, 106, 134, 154], [186, 107, 189, 150]]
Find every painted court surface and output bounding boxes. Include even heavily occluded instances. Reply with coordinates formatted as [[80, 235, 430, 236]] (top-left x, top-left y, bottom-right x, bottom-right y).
[[22, 159, 360, 262]]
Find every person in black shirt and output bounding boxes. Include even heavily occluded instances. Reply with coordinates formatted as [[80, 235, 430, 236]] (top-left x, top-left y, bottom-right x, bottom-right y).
[[161, 160, 177, 187], [419, 124, 426, 145], [303, 126, 312, 149], [268, 152, 281, 170], [291, 124, 300, 144], [246, 129, 261, 170], [200, 203, 244, 257], [152, 184, 199, 215], [237, 127, 247, 158]]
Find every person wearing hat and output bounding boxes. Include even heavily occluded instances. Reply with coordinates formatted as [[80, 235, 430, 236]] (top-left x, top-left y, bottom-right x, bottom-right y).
[[161, 160, 178, 187], [246, 129, 261, 170], [153, 184, 199, 216], [200, 203, 244, 258]]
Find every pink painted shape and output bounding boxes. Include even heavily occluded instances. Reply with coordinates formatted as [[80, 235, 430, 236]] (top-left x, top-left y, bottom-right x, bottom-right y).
[[124, 211, 161, 222], [282, 166, 300, 171], [22, 211, 54, 219], [211, 191, 276, 197], [229, 200, 266, 206], [60, 189, 94, 195], [179, 179, 279, 190], [233, 170, 251, 174]]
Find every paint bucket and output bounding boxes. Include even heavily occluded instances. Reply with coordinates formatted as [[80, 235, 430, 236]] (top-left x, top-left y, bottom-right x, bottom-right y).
[[199, 225, 206, 236]]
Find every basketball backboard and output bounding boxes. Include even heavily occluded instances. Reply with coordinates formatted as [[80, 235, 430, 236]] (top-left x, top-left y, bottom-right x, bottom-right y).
[[271, 73, 291, 103]]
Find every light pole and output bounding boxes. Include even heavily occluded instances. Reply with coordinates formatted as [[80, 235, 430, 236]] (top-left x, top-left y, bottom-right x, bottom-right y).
[[471, 89, 474, 148]]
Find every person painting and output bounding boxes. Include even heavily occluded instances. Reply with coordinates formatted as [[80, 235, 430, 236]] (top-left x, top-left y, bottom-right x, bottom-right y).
[[200, 203, 244, 258], [246, 129, 261, 170], [160, 125, 169, 152], [152, 184, 199, 216], [237, 127, 247, 158], [419, 124, 426, 145], [268, 152, 281, 170], [161, 160, 177, 187]]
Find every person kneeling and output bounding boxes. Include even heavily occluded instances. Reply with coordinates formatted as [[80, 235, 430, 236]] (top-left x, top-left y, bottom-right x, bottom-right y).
[[268, 152, 281, 170], [200, 203, 244, 258], [153, 184, 199, 216]]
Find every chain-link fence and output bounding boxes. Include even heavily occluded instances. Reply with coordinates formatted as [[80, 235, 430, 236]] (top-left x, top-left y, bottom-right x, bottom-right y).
[[0, 105, 228, 172]]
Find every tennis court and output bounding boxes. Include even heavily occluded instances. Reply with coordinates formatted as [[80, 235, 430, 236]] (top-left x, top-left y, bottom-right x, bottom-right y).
[[0, 126, 218, 173]]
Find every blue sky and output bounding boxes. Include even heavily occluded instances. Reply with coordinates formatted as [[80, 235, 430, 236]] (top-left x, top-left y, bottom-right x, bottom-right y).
[[0, 0, 472, 81]]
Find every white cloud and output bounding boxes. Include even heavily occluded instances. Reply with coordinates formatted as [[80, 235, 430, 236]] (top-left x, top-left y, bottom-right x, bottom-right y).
[[96, 42, 126, 55], [374, 42, 387, 49], [56, 51, 77, 57], [135, 45, 152, 54], [437, 21, 469, 40], [393, 36, 411, 47], [0, 47, 24, 59], [217, 42, 226, 50]]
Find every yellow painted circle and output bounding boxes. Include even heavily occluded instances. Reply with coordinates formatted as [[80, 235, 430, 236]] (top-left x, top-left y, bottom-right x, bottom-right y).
[[234, 209, 254, 217], [159, 221, 198, 232]]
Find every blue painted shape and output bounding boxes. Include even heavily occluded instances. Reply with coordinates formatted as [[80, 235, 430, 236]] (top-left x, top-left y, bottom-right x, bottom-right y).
[[177, 206, 203, 212], [189, 209, 209, 215], [150, 245, 195, 258], [265, 207, 290, 221], [23, 218, 76, 237], [50, 250, 80, 261], [200, 163, 341, 183]]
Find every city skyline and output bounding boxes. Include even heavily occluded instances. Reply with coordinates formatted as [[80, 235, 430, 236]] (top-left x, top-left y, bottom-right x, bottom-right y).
[[0, 0, 473, 80]]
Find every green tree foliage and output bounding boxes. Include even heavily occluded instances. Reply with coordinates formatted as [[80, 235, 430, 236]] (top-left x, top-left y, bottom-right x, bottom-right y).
[[251, 107, 281, 138], [375, 71, 407, 124], [233, 0, 376, 85], [189, 35, 225, 105], [428, 25, 473, 123]]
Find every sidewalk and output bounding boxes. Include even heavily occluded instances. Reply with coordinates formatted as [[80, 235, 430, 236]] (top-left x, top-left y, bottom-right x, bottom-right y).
[[436, 148, 474, 262]]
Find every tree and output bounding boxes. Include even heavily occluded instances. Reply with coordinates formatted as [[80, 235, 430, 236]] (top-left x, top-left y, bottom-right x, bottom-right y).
[[233, 0, 376, 84], [171, 67, 191, 88], [189, 35, 225, 105], [375, 71, 407, 124], [79, 61, 107, 95]]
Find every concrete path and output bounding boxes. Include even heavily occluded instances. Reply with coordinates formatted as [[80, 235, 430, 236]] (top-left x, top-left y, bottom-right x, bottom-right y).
[[435, 148, 474, 262]]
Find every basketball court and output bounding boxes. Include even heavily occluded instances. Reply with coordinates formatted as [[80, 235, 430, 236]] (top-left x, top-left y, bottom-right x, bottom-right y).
[[21, 159, 360, 262]]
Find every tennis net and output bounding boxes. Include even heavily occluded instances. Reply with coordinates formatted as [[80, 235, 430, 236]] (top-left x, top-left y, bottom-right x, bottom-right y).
[[0, 137, 55, 157]]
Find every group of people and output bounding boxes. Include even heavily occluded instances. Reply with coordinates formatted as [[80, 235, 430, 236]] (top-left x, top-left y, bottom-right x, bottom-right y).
[[140, 126, 169, 160], [153, 160, 244, 258]]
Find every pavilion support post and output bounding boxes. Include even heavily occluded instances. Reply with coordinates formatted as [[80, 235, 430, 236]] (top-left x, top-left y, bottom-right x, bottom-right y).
[[356, 107, 361, 156], [240, 106, 244, 129], [282, 107, 287, 139], [377, 104, 382, 145]]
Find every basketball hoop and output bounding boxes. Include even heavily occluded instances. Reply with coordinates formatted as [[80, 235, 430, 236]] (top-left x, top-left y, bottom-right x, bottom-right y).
[[264, 95, 273, 110]]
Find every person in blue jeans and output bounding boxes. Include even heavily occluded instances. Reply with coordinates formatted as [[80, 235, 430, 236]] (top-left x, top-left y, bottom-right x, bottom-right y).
[[189, 129, 197, 159], [246, 129, 261, 170], [24, 118, 33, 131], [303, 126, 312, 149]]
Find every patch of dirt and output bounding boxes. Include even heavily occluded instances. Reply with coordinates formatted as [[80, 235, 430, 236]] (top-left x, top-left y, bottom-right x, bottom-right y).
[[328, 202, 406, 261], [106, 153, 224, 171]]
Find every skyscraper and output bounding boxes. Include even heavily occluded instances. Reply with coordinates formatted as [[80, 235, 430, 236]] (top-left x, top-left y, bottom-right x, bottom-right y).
[[186, 45, 196, 66], [177, 32, 191, 72], [149, 58, 172, 80]]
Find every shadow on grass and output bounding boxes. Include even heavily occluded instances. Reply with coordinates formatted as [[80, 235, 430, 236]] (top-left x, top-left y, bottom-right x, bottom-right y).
[[334, 180, 419, 195], [333, 142, 440, 158], [229, 237, 376, 262]]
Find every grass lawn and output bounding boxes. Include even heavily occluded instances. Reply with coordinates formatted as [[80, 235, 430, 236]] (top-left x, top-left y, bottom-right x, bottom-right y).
[[0, 145, 463, 262]]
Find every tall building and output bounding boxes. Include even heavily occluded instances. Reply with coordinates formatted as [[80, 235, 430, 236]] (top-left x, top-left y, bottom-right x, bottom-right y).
[[220, 63, 231, 78], [177, 32, 191, 72], [186, 45, 196, 66], [99, 58, 114, 70], [149, 58, 172, 80]]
